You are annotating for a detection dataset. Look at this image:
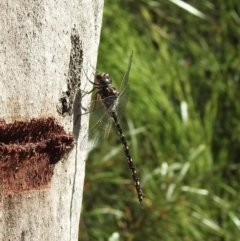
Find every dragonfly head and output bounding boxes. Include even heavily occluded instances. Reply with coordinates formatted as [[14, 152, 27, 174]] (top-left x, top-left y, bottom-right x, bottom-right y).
[[95, 73, 112, 86]]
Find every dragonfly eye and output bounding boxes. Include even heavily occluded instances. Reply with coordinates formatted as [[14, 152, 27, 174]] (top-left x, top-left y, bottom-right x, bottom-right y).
[[96, 73, 112, 86]]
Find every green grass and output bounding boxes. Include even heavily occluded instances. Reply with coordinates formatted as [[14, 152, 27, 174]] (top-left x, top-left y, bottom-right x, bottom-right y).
[[79, 0, 240, 240]]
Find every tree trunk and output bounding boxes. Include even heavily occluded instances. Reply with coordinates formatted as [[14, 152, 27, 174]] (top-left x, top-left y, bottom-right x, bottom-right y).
[[0, 0, 103, 240]]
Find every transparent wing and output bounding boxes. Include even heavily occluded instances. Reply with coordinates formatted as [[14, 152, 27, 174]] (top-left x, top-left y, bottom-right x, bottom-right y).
[[119, 51, 133, 93], [116, 52, 132, 118], [80, 98, 113, 150]]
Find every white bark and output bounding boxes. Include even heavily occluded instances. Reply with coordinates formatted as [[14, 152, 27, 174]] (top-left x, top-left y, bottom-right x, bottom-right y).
[[0, 0, 103, 240]]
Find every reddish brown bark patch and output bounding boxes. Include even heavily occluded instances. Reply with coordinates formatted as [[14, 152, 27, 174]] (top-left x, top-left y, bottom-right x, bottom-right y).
[[0, 117, 74, 195]]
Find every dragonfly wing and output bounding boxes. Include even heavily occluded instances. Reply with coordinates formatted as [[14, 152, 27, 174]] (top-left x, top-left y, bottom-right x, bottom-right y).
[[80, 110, 112, 151], [116, 83, 130, 120], [116, 52, 132, 119], [119, 51, 132, 93]]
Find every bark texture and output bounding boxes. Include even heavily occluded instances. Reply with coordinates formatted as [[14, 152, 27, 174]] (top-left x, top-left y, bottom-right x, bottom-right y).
[[0, 0, 103, 240]]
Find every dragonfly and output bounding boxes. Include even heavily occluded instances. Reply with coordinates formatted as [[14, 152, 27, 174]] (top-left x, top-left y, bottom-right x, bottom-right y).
[[83, 52, 145, 204]]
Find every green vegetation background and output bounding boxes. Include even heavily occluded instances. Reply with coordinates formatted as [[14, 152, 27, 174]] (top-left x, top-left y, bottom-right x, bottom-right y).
[[79, 0, 240, 240]]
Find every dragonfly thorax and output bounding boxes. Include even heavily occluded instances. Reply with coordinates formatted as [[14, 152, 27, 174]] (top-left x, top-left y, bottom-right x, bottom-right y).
[[95, 73, 112, 86]]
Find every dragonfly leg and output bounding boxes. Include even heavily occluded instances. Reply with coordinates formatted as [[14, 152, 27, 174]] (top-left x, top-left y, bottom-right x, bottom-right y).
[[81, 91, 100, 116]]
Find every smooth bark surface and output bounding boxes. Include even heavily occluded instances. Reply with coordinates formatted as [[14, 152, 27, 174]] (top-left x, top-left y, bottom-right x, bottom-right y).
[[0, 0, 103, 240]]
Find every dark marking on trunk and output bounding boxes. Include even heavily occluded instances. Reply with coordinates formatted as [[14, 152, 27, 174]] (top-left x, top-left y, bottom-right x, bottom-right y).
[[0, 117, 74, 196]]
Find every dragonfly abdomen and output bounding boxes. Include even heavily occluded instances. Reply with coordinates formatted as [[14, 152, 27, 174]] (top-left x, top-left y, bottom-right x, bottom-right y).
[[110, 111, 145, 203]]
